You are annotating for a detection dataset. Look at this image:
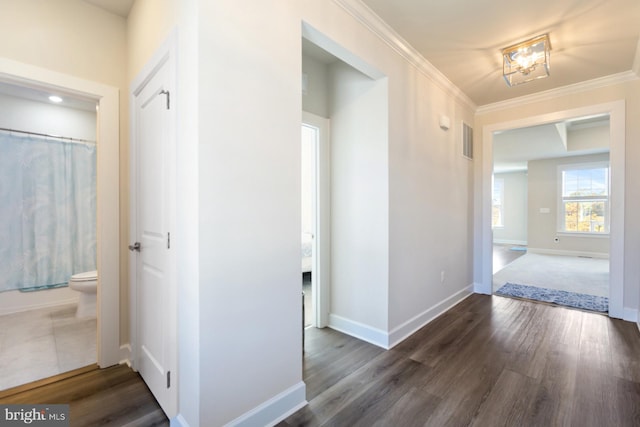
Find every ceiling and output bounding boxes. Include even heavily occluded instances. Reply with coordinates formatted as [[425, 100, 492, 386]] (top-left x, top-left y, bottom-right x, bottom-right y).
[[361, 0, 640, 106], [493, 115, 610, 173], [84, 1, 640, 105]]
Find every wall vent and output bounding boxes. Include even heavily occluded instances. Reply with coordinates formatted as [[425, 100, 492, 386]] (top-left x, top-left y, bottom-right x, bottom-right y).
[[462, 122, 473, 160]]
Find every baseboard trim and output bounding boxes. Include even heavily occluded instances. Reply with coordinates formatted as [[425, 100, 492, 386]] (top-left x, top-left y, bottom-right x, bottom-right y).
[[388, 284, 474, 349], [224, 382, 306, 427], [119, 344, 132, 367], [527, 247, 609, 259], [328, 314, 389, 349], [493, 239, 528, 246]]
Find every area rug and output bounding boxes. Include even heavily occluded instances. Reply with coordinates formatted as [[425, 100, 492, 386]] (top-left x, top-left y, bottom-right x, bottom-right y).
[[496, 282, 609, 313]]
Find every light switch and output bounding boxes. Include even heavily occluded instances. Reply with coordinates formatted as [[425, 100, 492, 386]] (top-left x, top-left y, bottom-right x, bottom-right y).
[[539, 208, 550, 214]]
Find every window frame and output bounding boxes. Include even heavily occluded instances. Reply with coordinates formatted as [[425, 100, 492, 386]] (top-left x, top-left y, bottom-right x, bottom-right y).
[[557, 161, 610, 235]]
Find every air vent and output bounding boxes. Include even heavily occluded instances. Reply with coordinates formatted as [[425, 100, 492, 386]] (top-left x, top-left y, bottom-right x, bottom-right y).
[[462, 122, 473, 160]]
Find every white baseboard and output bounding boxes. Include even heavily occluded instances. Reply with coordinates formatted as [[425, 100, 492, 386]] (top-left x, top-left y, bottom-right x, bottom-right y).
[[527, 247, 609, 259], [493, 239, 528, 246], [0, 287, 79, 316], [223, 381, 306, 427], [328, 313, 390, 349], [119, 344, 132, 367], [388, 284, 474, 349]]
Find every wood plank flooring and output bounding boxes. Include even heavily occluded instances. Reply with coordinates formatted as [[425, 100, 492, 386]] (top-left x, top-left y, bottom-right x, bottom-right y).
[[0, 364, 168, 427], [282, 294, 640, 427], [2, 294, 638, 426]]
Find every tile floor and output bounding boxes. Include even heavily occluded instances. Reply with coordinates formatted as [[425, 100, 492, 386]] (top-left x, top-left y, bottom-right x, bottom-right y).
[[0, 303, 96, 391]]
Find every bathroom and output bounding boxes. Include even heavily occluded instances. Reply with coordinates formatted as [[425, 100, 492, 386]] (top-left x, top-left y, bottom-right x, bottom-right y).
[[0, 81, 98, 391]]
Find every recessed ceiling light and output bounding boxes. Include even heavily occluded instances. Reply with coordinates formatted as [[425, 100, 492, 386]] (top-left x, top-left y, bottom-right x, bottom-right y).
[[49, 95, 63, 103]]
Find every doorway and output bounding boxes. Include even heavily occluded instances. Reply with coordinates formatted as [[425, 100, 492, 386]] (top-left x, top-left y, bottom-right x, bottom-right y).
[[478, 100, 626, 318], [301, 112, 330, 330], [491, 115, 611, 311], [0, 58, 120, 369], [0, 81, 99, 390]]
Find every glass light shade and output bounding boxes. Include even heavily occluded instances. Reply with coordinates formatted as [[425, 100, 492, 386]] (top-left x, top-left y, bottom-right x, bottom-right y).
[[502, 34, 551, 87]]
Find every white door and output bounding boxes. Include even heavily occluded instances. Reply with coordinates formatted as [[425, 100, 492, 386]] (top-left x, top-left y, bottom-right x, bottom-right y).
[[130, 52, 177, 417]]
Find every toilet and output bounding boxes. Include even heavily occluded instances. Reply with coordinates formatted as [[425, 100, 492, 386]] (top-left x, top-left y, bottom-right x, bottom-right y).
[[68, 270, 98, 318]]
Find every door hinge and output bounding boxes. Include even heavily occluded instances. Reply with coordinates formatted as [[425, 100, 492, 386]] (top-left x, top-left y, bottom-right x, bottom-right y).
[[160, 89, 170, 110], [167, 232, 171, 249], [167, 371, 171, 388]]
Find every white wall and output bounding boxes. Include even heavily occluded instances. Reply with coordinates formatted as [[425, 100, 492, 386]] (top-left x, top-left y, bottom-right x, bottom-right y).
[[493, 171, 527, 245], [527, 153, 610, 255], [0, 93, 96, 314], [329, 60, 389, 336], [197, 1, 304, 425], [0, 94, 96, 141], [129, 0, 476, 424], [302, 54, 329, 118]]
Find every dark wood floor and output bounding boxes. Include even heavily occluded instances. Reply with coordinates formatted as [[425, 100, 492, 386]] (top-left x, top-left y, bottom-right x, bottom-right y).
[[282, 294, 640, 427], [0, 364, 168, 427], [3, 294, 639, 426]]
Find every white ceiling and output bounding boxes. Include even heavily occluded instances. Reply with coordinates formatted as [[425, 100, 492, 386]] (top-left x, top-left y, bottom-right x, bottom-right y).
[[493, 116, 610, 173], [361, 0, 640, 106]]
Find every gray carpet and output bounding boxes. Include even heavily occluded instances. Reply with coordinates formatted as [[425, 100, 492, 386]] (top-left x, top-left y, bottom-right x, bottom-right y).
[[493, 252, 609, 298], [496, 283, 609, 313]]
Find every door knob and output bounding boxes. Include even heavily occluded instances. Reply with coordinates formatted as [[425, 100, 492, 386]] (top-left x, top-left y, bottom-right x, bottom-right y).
[[128, 242, 141, 252]]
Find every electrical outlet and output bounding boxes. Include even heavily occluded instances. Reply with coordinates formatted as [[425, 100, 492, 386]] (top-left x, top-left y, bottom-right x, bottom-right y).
[[440, 270, 445, 283]]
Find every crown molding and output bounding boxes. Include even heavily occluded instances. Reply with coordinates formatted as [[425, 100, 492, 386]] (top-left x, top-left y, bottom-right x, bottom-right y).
[[477, 71, 640, 115], [333, 0, 477, 111]]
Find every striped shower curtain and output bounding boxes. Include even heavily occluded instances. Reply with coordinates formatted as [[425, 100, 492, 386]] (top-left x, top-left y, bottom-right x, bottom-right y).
[[0, 133, 97, 292]]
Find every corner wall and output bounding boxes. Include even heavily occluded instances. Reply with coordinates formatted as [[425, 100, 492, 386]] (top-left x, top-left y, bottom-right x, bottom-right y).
[[329, 60, 389, 340]]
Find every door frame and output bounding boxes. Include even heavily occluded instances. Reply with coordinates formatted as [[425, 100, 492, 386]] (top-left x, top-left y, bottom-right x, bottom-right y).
[[477, 100, 626, 319], [0, 57, 121, 366], [302, 111, 330, 328], [129, 33, 178, 416]]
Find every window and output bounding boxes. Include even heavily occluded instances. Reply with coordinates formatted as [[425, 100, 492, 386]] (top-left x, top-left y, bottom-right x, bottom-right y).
[[492, 177, 504, 228], [559, 163, 609, 234]]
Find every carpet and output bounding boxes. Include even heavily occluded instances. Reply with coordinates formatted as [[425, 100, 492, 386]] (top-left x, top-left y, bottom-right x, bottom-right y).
[[496, 282, 609, 313]]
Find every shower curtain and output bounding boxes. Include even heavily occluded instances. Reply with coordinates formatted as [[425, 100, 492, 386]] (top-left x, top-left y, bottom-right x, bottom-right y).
[[0, 133, 97, 292]]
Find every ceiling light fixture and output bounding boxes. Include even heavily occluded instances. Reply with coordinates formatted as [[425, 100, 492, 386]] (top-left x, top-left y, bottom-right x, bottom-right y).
[[49, 95, 63, 103], [502, 34, 551, 87]]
